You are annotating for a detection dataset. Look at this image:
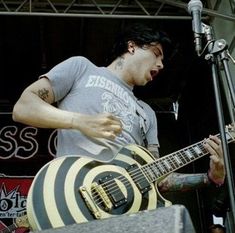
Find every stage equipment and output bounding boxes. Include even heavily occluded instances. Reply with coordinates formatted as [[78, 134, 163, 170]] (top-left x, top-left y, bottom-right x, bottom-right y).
[[32, 205, 196, 233], [188, 0, 203, 56], [188, 1, 235, 232]]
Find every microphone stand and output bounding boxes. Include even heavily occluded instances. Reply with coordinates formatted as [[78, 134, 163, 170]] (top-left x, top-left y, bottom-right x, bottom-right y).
[[201, 23, 235, 230]]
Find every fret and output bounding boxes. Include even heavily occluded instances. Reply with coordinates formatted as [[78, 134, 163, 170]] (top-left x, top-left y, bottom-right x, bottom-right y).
[[184, 149, 194, 159], [193, 146, 203, 156], [145, 165, 156, 181], [150, 163, 161, 177], [141, 167, 153, 182], [174, 154, 183, 165], [155, 162, 166, 174], [177, 151, 187, 163], [139, 125, 235, 183], [182, 150, 191, 162], [167, 156, 178, 170], [163, 160, 171, 171], [198, 144, 207, 153], [160, 160, 169, 173]]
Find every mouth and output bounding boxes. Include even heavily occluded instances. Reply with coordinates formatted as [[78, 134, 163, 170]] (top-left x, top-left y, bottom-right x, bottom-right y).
[[150, 70, 159, 80]]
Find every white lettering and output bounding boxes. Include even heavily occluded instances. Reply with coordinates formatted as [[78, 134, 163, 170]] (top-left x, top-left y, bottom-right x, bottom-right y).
[[0, 125, 57, 160], [85, 75, 135, 105]]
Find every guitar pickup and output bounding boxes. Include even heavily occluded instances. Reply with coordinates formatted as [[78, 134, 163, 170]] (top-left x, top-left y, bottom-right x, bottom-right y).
[[99, 174, 127, 208], [126, 164, 151, 194]]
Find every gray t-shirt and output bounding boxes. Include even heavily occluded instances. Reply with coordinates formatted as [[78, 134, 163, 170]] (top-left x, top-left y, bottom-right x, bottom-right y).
[[43, 56, 159, 161]]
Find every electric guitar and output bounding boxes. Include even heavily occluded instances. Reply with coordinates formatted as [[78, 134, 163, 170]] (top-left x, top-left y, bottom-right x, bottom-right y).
[[26, 126, 235, 231], [0, 215, 29, 233]]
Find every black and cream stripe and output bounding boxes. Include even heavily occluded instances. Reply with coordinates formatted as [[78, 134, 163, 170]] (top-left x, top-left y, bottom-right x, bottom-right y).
[[26, 144, 171, 231]]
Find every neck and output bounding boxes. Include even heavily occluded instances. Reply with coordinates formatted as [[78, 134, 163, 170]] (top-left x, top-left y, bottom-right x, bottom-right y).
[[107, 58, 134, 87]]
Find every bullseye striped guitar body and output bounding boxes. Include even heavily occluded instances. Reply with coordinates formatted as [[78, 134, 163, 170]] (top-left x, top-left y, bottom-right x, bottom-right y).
[[27, 144, 171, 231], [26, 126, 235, 231]]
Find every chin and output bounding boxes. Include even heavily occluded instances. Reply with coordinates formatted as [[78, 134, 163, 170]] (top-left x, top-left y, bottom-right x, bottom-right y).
[[141, 81, 149, 86]]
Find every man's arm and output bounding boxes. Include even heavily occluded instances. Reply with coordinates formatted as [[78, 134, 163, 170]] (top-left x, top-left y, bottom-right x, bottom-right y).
[[13, 77, 122, 139], [156, 135, 225, 193], [157, 172, 210, 193]]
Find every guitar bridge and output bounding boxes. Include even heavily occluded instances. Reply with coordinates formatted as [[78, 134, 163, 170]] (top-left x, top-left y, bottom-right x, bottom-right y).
[[79, 185, 102, 219], [91, 182, 113, 211]]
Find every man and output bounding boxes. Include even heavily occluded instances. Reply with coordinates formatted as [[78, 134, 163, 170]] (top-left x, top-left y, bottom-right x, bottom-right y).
[[12, 23, 225, 192]]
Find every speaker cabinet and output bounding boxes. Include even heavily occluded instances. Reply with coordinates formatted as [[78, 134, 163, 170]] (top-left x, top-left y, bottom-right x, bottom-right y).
[[34, 205, 196, 233]]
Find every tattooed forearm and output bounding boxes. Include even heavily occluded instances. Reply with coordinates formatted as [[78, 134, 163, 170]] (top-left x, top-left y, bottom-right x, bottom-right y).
[[38, 88, 49, 101], [157, 172, 210, 193]]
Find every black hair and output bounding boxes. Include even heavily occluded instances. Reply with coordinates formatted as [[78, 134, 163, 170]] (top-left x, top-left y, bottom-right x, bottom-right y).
[[107, 23, 173, 64], [208, 224, 226, 233]]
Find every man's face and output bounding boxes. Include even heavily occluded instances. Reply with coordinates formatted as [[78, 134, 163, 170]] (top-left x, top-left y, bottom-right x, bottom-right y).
[[127, 43, 164, 86]]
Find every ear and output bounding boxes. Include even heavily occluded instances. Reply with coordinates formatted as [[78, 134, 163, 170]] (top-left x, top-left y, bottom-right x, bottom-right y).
[[127, 41, 136, 54]]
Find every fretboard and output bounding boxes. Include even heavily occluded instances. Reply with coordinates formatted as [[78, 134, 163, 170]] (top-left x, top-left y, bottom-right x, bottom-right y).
[[140, 130, 234, 183]]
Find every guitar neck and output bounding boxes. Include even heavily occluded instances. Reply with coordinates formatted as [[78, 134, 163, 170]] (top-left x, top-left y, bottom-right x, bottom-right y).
[[141, 130, 234, 183]]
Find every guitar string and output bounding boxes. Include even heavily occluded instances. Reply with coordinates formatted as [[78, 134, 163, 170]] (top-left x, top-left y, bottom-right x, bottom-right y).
[[89, 129, 234, 206], [91, 149, 206, 206], [91, 141, 207, 204], [95, 144, 206, 201], [90, 140, 208, 205], [84, 131, 234, 206]]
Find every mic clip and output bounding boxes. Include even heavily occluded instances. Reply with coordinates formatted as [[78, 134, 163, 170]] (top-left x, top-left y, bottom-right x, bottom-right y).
[[195, 23, 213, 57]]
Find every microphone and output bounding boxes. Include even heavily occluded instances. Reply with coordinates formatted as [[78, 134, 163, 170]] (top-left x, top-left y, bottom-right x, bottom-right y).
[[188, 0, 203, 56]]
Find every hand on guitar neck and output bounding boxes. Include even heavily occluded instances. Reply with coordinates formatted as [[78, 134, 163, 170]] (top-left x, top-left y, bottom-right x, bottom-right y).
[[204, 135, 225, 186], [158, 134, 226, 192]]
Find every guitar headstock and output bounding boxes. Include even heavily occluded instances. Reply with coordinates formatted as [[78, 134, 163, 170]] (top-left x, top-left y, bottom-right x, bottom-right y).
[[15, 215, 30, 228]]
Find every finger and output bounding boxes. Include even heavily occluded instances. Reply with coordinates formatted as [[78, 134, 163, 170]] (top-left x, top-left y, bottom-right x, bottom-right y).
[[203, 140, 217, 155], [208, 135, 222, 150], [102, 131, 116, 140], [109, 124, 122, 134], [104, 113, 120, 122], [204, 138, 222, 156], [206, 139, 218, 150], [105, 114, 122, 126], [111, 119, 122, 129], [210, 155, 220, 164], [209, 135, 221, 144], [108, 114, 120, 121]]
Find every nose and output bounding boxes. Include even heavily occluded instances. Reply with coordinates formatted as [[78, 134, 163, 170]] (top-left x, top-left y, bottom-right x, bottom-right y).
[[156, 60, 164, 70]]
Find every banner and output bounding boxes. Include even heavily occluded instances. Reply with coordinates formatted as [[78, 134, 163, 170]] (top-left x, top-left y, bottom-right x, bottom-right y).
[[0, 112, 57, 160], [0, 175, 33, 233]]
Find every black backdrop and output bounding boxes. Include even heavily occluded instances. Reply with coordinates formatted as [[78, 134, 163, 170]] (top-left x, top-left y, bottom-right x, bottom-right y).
[[0, 15, 231, 232]]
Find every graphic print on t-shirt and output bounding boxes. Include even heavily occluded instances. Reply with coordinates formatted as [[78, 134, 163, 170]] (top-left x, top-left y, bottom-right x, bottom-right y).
[[85, 75, 147, 144]]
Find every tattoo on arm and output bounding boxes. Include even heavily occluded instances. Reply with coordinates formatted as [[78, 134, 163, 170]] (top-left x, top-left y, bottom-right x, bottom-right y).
[[38, 88, 49, 101], [157, 172, 210, 193]]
